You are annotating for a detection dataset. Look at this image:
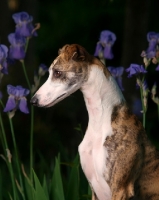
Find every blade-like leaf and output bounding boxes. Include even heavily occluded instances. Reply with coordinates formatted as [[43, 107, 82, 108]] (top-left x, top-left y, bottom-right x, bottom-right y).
[[42, 175, 49, 199], [66, 154, 80, 200], [15, 179, 25, 200], [22, 165, 35, 200], [33, 170, 48, 200], [51, 154, 65, 200], [8, 193, 13, 200]]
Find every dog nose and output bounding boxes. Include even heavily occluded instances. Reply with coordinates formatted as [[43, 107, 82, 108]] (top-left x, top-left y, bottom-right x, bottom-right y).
[[30, 95, 38, 106]]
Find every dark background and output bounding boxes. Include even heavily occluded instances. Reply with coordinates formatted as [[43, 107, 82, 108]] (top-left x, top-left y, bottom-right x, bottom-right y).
[[0, 0, 159, 165]]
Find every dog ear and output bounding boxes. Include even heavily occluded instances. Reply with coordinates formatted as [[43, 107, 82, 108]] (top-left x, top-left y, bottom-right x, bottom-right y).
[[72, 46, 85, 61], [58, 44, 69, 55]]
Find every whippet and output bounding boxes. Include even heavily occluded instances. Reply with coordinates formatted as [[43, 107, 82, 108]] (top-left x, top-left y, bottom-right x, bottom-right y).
[[31, 44, 159, 200]]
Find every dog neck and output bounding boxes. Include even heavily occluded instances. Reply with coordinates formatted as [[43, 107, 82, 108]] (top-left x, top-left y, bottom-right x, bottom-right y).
[[81, 64, 124, 139]]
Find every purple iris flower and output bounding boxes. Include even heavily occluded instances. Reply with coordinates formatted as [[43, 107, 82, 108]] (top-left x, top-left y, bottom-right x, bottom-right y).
[[94, 30, 116, 59], [4, 85, 30, 114], [8, 33, 26, 60], [108, 66, 124, 91], [0, 44, 8, 74], [12, 12, 37, 37], [38, 63, 48, 76], [141, 50, 156, 59], [146, 32, 159, 58], [126, 64, 147, 78]]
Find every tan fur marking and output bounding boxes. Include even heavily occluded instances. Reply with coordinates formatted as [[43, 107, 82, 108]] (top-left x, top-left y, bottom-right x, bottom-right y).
[[104, 103, 159, 199]]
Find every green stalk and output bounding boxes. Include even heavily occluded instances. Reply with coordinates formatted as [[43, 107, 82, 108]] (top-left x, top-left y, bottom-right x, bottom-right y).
[[21, 60, 31, 89], [25, 37, 30, 53], [29, 105, 34, 183], [8, 117, 25, 200], [0, 109, 17, 200], [21, 60, 34, 183], [139, 85, 146, 128]]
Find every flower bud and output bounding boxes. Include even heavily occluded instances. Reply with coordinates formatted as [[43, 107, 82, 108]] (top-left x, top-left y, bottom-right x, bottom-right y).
[[38, 64, 48, 76], [136, 78, 142, 87], [151, 83, 157, 97]]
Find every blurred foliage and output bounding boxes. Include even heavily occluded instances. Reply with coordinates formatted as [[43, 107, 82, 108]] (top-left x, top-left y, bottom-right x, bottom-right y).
[[0, 152, 91, 200]]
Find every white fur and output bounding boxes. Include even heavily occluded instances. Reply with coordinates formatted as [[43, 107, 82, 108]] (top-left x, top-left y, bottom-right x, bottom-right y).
[[35, 64, 80, 107], [35, 68, 68, 106], [79, 66, 124, 200]]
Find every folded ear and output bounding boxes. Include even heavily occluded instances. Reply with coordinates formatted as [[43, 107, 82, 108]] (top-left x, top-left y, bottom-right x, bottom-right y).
[[72, 46, 85, 61], [58, 44, 69, 55]]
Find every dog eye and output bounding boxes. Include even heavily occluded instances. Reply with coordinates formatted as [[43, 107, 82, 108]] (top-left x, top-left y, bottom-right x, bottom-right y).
[[53, 69, 62, 78]]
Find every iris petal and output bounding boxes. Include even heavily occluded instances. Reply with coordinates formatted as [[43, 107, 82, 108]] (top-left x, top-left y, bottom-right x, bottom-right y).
[[7, 85, 30, 97], [3, 96, 16, 112], [104, 45, 113, 59], [19, 98, 29, 114], [94, 43, 103, 57], [8, 33, 26, 60], [126, 64, 147, 77]]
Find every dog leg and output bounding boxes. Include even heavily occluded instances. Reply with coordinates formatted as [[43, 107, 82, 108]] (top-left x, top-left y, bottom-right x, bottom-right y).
[[111, 183, 134, 200], [92, 191, 98, 200], [89, 182, 99, 200]]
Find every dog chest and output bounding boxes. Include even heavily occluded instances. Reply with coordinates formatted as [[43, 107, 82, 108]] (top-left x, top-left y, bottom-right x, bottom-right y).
[[78, 133, 112, 200]]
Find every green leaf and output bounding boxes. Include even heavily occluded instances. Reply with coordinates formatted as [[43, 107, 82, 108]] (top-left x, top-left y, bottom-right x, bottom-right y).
[[66, 154, 80, 200], [42, 175, 49, 199], [51, 154, 65, 200], [33, 170, 48, 200], [15, 179, 25, 200], [8, 193, 13, 200], [22, 165, 35, 200]]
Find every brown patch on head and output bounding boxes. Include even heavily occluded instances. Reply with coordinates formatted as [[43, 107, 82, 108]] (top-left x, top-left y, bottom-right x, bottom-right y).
[[50, 44, 93, 87], [58, 44, 91, 62], [57, 44, 110, 77], [51, 44, 111, 88]]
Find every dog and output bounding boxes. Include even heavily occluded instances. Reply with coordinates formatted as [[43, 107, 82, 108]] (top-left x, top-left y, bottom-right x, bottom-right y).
[[31, 44, 159, 200]]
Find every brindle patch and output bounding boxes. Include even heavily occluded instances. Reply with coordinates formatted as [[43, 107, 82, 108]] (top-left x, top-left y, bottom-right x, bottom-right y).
[[104, 102, 159, 199]]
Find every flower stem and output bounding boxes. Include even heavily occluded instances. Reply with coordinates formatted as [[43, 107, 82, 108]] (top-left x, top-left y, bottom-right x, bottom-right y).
[[139, 86, 146, 128], [25, 37, 30, 53], [21, 60, 31, 89], [8, 117, 25, 199], [0, 110, 17, 200], [21, 60, 34, 182], [30, 105, 34, 183]]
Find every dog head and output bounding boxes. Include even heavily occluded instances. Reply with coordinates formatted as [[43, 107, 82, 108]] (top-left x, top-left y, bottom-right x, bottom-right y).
[[30, 44, 92, 107]]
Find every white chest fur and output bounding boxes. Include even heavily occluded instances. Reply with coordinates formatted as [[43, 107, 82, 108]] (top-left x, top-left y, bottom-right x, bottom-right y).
[[78, 129, 112, 200], [78, 66, 124, 200]]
